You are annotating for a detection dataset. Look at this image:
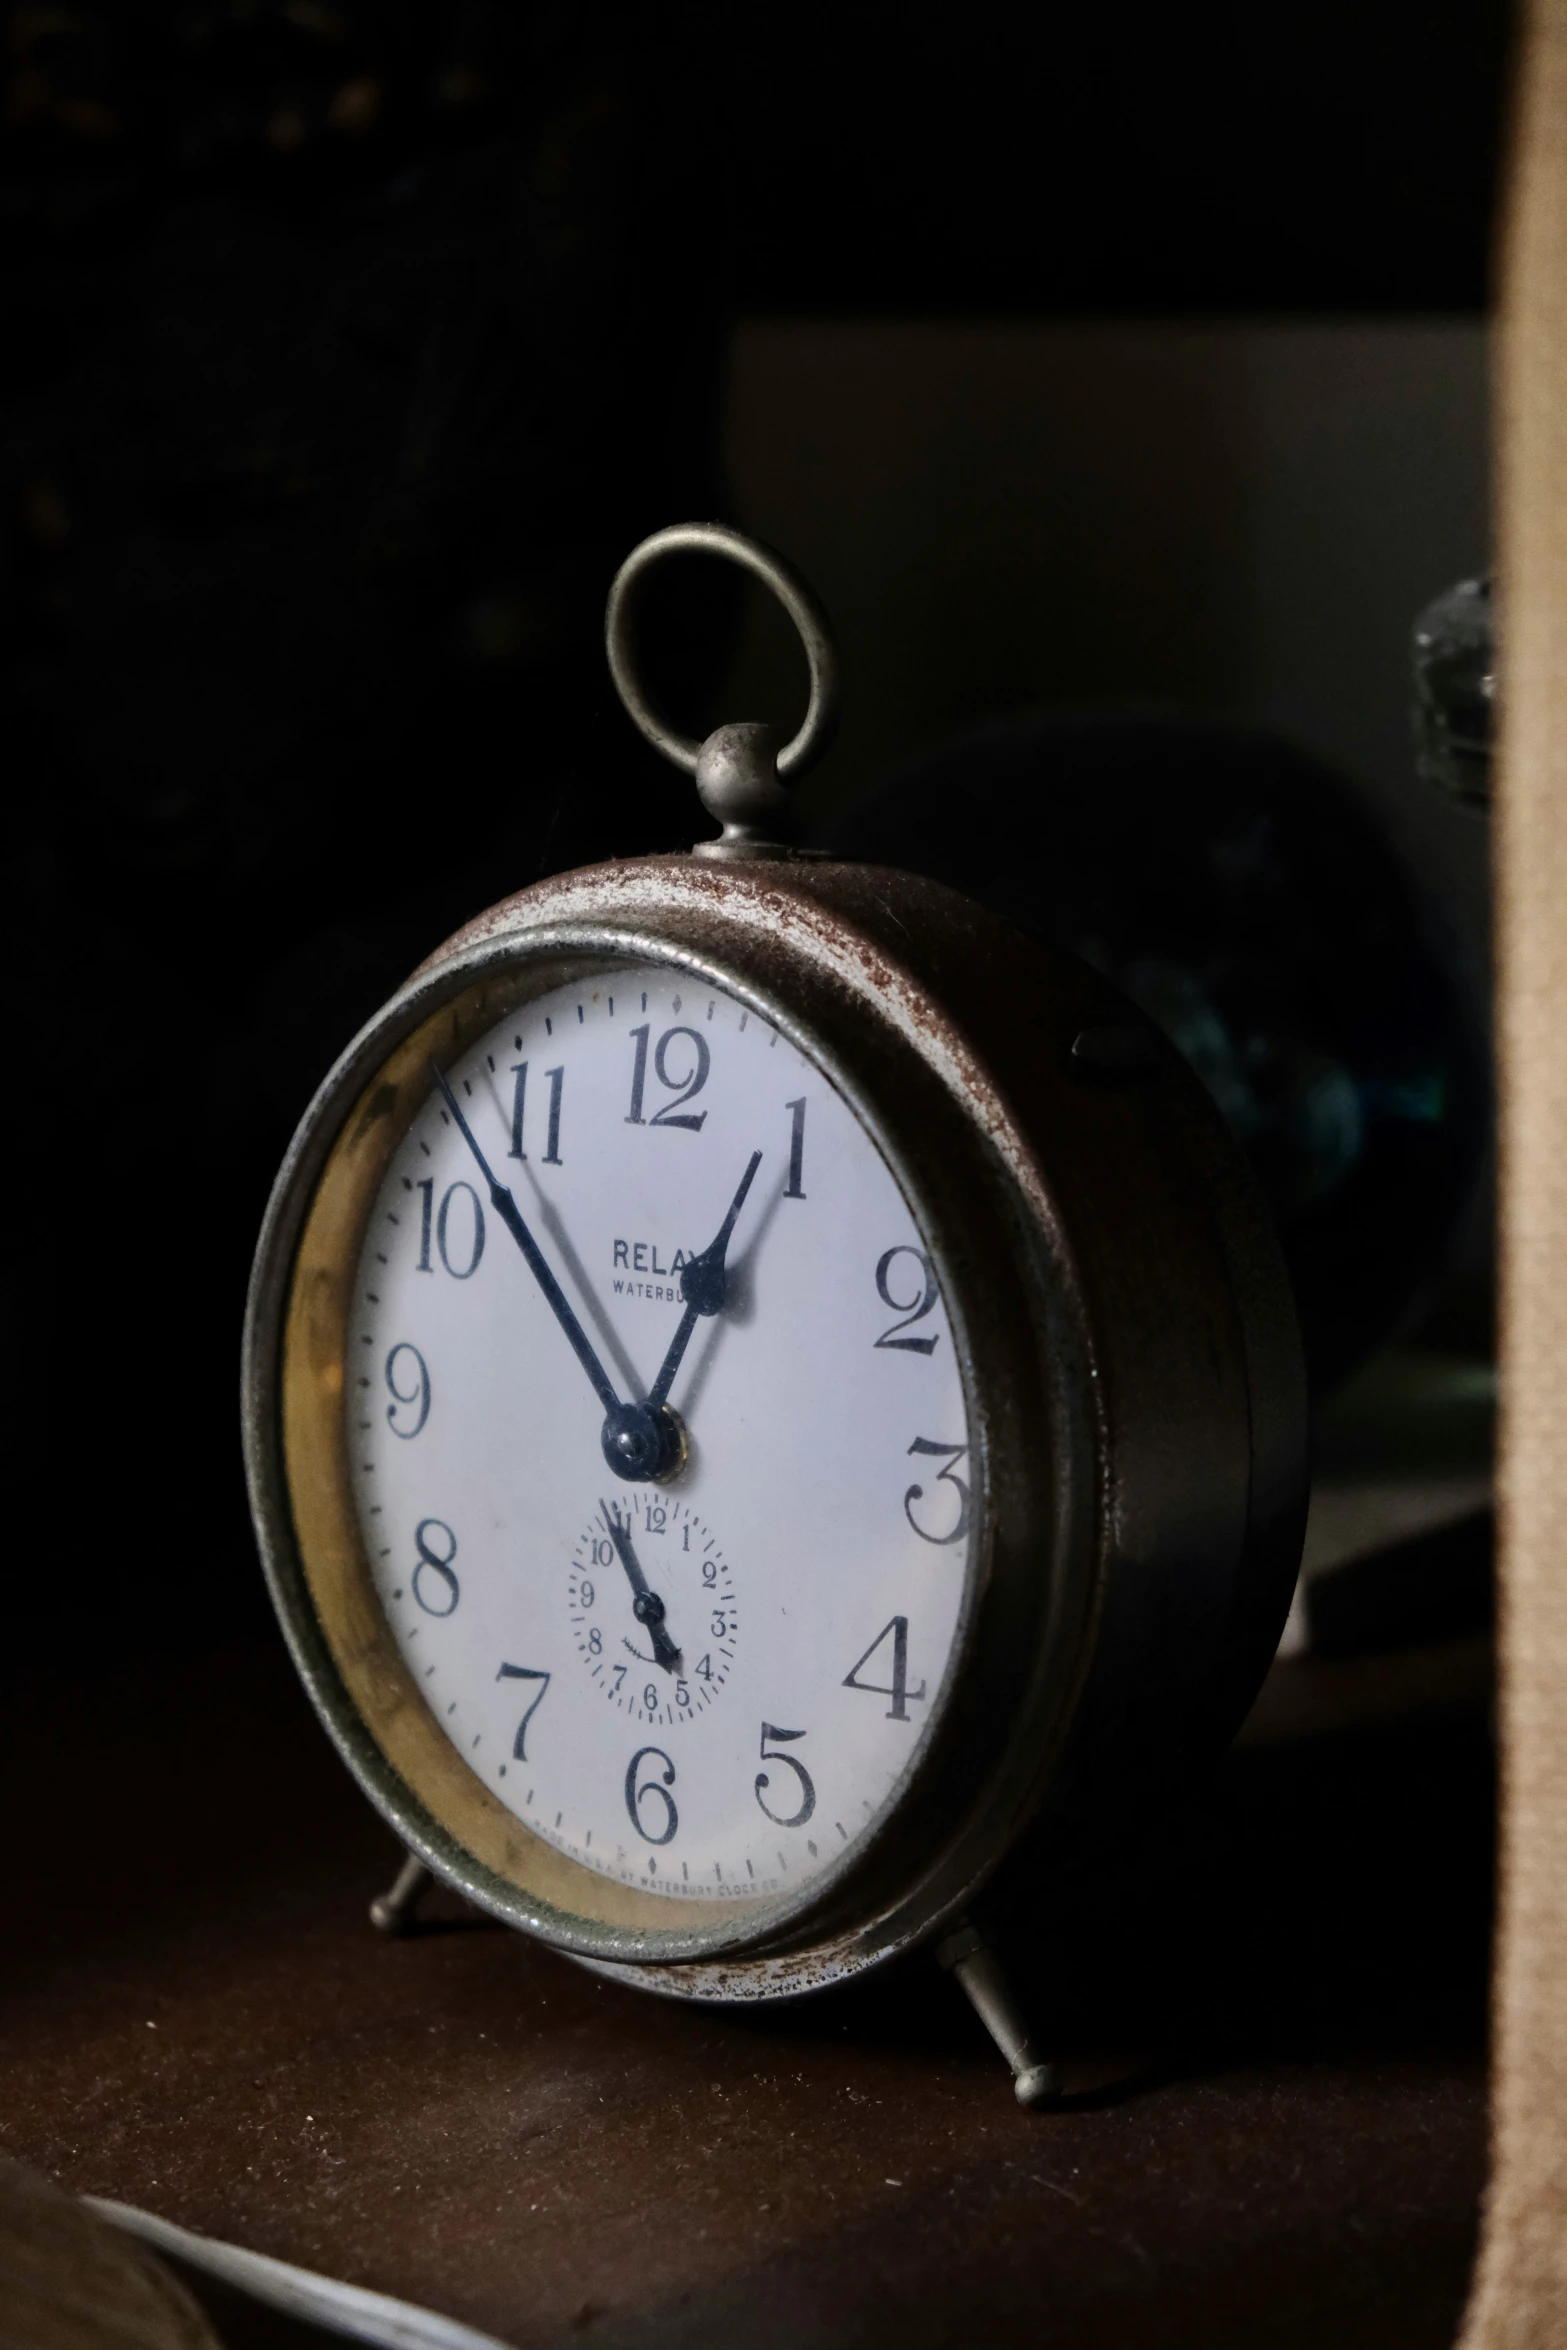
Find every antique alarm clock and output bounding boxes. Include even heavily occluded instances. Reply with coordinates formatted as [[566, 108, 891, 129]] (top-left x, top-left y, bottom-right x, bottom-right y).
[[242, 525, 1306, 2102]]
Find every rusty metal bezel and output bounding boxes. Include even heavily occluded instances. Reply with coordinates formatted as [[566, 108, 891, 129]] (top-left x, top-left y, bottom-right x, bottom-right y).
[[242, 878, 1102, 1995]]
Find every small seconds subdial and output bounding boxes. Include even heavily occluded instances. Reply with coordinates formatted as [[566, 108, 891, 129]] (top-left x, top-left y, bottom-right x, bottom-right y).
[[568, 1494, 737, 1729]]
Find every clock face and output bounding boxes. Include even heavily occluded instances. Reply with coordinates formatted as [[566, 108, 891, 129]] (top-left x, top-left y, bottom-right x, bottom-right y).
[[343, 960, 974, 1917]]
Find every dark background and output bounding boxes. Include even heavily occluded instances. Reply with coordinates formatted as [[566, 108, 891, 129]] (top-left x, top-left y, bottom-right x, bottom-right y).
[[2, 0, 1507, 1664]]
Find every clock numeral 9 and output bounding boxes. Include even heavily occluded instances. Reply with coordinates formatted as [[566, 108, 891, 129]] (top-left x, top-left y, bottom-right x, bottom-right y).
[[625, 1745, 678, 1844], [874, 1247, 940, 1355], [844, 1616, 926, 1723], [411, 1518, 460, 1616], [415, 1180, 486, 1279], [904, 1437, 970, 1545], [384, 1343, 431, 1437], [626, 1025, 710, 1131], [755, 1724, 816, 1827]]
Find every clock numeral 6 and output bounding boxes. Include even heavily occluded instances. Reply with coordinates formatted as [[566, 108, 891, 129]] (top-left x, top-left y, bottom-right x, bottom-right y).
[[844, 1616, 927, 1723], [626, 1745, 679, 1844], [496, 1663, 550, 1761], [755, 1724, 816, 1828], [874, 1247, 940, 1354], [904, 1437, 970, 1545], [384, 1342, 430, 1437], [411, 1518, 460, 1616]]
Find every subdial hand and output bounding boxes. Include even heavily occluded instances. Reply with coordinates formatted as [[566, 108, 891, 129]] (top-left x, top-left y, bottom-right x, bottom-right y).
[[646, 1150, 763, 1412], [601, 1501, 681, 1674]]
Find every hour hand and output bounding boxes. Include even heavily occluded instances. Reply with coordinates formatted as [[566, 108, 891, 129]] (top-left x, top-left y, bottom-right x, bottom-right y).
[[602, 1502, 681, 1674], [646, 1149, 763, 1412]]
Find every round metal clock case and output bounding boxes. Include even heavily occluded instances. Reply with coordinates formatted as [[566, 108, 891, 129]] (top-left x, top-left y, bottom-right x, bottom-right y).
[[243, 848, 1306, 2004]]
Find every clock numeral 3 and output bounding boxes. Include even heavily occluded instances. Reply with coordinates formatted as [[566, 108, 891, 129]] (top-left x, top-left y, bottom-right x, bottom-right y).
[[496, 1663, 550, 1761], [874, 1247, 940, 1355], [411, 1518, 460, 1616], [843, 1617, 926, 1723], [625, 1745, 679, 1843], [384, 1342, 430, 1437], [415, 1180, 486, 1279], [904, 1437, 970, 1545], [626, 1025, 710, 1131], [755, 1723, 816, 1827]]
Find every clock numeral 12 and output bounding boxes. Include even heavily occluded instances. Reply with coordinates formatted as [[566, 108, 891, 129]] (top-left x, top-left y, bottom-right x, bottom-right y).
[[507, 1062, 564, 1165], [626, 1026, 709, 1131]]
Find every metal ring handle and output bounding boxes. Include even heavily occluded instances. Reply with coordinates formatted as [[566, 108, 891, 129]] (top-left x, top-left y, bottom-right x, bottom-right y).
[[605, 522, 840, 780]]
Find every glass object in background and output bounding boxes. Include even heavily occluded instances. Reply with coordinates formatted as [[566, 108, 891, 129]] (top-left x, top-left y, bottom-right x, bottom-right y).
[[1413, 576, 1494, 809]]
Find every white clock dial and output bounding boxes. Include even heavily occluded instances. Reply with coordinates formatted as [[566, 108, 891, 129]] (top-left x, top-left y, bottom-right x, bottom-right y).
[[348, 962, 972, 1909]]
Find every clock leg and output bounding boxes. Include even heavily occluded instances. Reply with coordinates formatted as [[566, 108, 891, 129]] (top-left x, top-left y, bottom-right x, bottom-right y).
[[368, 1852, 433, 1936], [937, 1922, 1060, 2108]]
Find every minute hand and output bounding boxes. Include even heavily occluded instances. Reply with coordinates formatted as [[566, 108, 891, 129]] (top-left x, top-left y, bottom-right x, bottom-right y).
[[646, 1150, 763, 1412], [430, 1063, 622, 1418]]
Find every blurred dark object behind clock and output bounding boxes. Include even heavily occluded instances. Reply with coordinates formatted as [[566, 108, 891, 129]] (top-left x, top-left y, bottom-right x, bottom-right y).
[[815, 716, 1490, 1396], [0, 0, 1504, 1664]]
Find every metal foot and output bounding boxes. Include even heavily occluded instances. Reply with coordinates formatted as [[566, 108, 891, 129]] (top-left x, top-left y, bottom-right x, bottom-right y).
[[369, 1853, 433, 1936], [937, 1922, 1061, 2108]]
